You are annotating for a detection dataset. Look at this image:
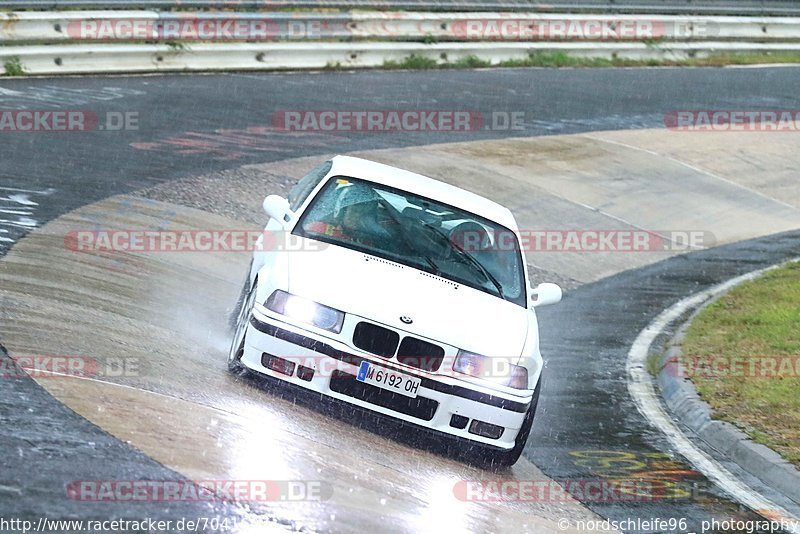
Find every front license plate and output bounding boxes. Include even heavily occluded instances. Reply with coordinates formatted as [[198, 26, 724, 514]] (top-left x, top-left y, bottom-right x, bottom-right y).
[[356, 361, 421, 398]]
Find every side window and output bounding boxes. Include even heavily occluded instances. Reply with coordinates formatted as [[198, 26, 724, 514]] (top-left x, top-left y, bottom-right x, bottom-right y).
[[288, 161, 332, 212]]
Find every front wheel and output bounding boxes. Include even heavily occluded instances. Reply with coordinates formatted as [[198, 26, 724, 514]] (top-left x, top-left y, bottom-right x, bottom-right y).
[[228, 278, 257, 375], [473, 376, 542, 468], [228, 261, 252, 331]]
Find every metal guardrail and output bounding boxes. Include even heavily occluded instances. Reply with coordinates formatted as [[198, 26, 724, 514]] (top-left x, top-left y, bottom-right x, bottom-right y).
[[2, 0, 800, 16], [3, 10, 800, 75], [2, 41, 800, 74], [3, 11, 800, 42]]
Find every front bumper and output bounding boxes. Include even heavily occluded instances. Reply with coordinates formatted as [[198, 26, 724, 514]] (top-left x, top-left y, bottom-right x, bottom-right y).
[[240, 308, 533, 450]]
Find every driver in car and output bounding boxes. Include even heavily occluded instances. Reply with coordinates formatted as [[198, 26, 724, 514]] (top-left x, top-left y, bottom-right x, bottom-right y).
[[305, 199, 382, 247]]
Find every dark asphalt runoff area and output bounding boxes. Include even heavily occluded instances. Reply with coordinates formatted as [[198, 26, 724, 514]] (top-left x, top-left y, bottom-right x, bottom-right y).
[[1, 67, 799, 532]]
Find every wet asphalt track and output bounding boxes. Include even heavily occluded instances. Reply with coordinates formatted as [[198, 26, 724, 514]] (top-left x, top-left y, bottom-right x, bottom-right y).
[[2, 67, 800, 252], [2, 67, 800, 532]]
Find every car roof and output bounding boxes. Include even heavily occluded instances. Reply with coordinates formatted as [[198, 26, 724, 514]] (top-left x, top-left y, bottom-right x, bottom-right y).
[[329, 155, 518, 229]]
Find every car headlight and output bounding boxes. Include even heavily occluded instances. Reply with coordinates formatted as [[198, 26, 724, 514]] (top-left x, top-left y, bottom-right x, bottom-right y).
[[265, 290, 345, 333], [453, 350, 529, 389]]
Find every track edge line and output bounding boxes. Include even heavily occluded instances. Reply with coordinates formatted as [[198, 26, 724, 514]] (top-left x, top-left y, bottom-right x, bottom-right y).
[[626, 257, 800, 531]]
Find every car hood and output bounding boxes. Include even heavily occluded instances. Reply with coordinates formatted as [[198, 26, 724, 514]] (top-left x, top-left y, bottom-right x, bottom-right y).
[[286, 241, 529, 358]]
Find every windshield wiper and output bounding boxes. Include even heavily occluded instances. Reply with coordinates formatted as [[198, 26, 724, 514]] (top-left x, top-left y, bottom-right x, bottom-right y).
[[376, 199, 443, 277], [420, 222, 505, 299]]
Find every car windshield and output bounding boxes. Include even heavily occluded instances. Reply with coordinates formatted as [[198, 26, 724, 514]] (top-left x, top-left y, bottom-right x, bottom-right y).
[[294, 176, 526, 306]]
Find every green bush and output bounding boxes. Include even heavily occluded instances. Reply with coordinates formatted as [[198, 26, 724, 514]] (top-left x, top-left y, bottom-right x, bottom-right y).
[[3, 57, 25, 77]]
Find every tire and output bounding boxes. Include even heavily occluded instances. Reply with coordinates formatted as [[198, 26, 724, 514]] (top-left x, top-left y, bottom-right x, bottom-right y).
[[228, 278, 256, 375], [475, 376, 542, 468], [228, 263, 252, 331]]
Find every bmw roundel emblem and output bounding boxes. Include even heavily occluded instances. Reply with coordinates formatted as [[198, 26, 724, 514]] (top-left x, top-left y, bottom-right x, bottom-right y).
[[400, 316, 413, 324]]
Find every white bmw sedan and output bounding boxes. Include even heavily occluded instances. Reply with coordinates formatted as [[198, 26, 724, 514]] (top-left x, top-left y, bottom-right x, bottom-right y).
[[228, 155, 561, 466]]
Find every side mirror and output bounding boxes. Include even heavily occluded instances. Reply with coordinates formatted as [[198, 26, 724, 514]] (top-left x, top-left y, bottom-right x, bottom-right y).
[[530, 282, 562, 308], [262, 195, 291, 226]]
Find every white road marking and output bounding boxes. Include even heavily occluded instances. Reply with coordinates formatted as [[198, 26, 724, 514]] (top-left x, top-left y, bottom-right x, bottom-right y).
[[0, 193, 38, 206], [571, 200, 706, 250], [0, 189, 54, 249], [724, 64, 800, 69], [0, 86, 146, 108], [626, 259, 800, 532], [0, 186, 55, 195], [585, 134, 799, 211], [20, 367, 251, 421]]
